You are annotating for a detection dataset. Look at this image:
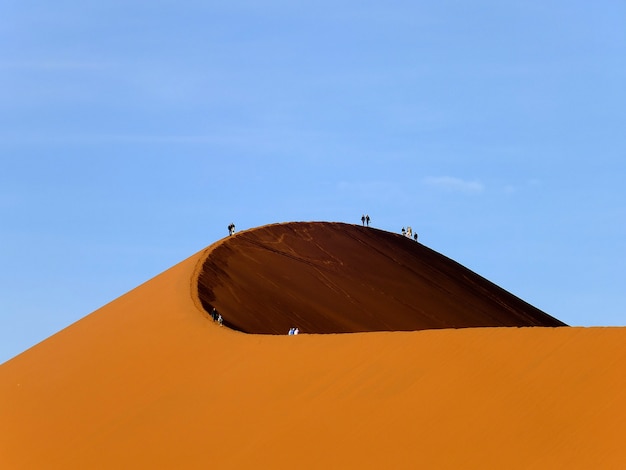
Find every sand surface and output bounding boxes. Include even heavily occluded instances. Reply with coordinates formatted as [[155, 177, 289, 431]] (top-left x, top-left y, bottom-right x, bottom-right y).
[[1, 222, 624, 469], [199, 222, 564, 333]]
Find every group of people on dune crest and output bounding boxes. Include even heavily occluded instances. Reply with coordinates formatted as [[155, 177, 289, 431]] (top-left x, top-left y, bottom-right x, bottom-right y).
[[402, 226, 418, 242], [361, 214, 419, 242]]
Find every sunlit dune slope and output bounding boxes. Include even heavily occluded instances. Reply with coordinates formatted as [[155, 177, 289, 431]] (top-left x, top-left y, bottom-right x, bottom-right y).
[[198, 222, 565, 333], [1, 222, 624, 469]]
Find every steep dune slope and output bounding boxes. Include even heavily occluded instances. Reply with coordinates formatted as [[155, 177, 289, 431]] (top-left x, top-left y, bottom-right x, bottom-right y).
[[198, 222, 564, 333], [1, 222, 623, 469]]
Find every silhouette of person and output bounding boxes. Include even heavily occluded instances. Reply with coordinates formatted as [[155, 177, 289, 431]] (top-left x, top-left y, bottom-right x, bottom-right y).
[[361, 215, 365, 226], [211, 307, 218, 321], [414, 232, 418, 242], [365, 215, 370, 227], [401, 227, 406, 236], [228, 223, 235, 235]]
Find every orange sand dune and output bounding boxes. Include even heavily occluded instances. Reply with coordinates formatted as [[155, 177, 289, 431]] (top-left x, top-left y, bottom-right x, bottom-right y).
[[1, 222, 624, 469]]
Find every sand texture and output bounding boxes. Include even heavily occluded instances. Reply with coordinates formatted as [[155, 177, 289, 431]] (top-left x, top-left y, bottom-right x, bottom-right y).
[[1, 222, 624, 469], [198, 222, 565, 333]]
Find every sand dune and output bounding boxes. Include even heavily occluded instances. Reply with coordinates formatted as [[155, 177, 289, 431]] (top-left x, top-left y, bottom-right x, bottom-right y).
[[1, 222, 624, 469]]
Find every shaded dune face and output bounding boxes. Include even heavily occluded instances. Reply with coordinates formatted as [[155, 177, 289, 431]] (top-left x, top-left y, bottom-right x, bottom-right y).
[[197, 222, 565, 334]]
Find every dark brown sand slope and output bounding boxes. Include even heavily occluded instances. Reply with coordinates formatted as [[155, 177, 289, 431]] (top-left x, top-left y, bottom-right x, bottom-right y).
[[198, 222, 565, 333]]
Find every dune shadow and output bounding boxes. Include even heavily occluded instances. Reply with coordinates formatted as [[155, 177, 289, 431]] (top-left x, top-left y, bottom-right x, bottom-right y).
[[196, 222, 566, 335]]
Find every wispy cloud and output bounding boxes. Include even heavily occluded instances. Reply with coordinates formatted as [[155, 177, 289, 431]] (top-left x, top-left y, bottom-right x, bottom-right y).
[[0, 132, 220, 145], [423, 176, 484, 193], [0, 60, 113, 71]]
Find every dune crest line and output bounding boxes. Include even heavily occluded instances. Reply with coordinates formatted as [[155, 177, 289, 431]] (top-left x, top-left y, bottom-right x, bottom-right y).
[[196, 221, 565, 334]]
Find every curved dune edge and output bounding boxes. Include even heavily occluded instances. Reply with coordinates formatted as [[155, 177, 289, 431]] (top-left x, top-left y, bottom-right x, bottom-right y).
[[196, 221, 565, 334], [1, 226, 624, 469]]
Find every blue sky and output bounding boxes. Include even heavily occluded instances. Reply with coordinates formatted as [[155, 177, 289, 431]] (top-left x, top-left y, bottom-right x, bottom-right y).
[[1, 1, 624, 363]]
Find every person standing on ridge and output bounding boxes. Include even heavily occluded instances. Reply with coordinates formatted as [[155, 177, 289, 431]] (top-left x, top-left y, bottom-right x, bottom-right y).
[[361, 215, 365, 226], [366, 214, 370, 227]]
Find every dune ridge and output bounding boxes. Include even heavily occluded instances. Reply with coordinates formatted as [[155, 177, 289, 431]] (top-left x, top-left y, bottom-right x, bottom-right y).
[[198, 222, 565, 333], [1, 222, 624, 469]]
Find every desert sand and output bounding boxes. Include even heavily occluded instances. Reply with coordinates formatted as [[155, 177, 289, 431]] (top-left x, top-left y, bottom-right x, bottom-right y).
[[1, 222, 624, 469]]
